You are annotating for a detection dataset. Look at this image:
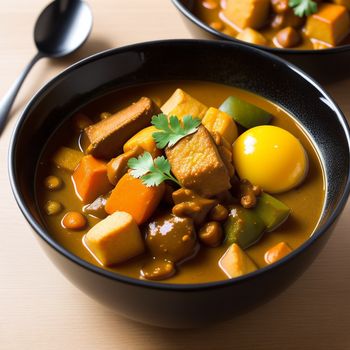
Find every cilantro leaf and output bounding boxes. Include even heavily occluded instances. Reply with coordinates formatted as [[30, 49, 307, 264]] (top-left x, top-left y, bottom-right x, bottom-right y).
[[289, 0, 317, 17], [127, 152, 180, 187], [151, 113, 201, 149]]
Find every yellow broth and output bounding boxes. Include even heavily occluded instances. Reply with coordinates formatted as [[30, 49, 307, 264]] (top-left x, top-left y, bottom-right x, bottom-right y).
[[36, 81, 325, 284]]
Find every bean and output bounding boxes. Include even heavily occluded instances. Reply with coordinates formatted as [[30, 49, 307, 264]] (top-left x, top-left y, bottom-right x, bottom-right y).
[[62, 211, 86, 230], [209, 204, 229, 222], [44, 200, 62, 216], [199, 222, 223, 247], [44, 175, 62, 191]]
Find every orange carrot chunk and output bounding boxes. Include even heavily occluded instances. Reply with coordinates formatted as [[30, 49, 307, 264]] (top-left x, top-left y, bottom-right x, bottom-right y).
[[264, 241, 292, 265], [72, 155, 113, 204], [105, 173, 165, 225]]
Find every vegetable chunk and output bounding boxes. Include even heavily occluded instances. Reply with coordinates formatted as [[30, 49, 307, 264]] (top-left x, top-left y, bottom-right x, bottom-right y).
[[51, 147, 83, 172], [72, 155, 113, 204], [105, 173, 165, 225], [236, 28, 267, 45], [83, 97, 161, 159], [223, 0, 270, 30], [264, 242, 292, 264], [219, 243, 257, 278], [202, 107, 238, 144], [84, 211, 145, 266], [161, 89, 208, 120], [305, 4, 350, 45], [165, 126, 231, 197]]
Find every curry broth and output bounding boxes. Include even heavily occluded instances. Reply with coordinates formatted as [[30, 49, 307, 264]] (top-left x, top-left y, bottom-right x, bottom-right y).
[[36, 81, 325, 284]]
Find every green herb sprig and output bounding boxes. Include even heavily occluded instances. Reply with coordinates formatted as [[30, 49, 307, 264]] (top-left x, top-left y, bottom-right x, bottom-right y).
[[289, 0, 317, 17], [127, 152, 179, 187], [152, 113, 201, 149]]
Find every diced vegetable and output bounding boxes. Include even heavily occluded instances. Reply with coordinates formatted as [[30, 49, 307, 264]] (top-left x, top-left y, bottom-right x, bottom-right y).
[[44, 200, 62, 216], [62, 211, 87, 230], [84, 211, 145, 266], [105, 173, 165, 225], [253, 193, 290, 232], [236, 28, 267, 45], [83, 194, 109, 219], [161, 88, 208, 120], [275, 26, 301, 48], [219, 96, 272, 129], [219, 243, 257, 278], [72, 155, 113, 204], [166, 126, 231, 197], [123, 126, 162, 157], [224, 204, 266, 249], [223, 0, 270, 30], [51, 147, 83, 172], [107, 146, 144, 185], [264, 241, 292, 264], [44, 175, 62, 191], [305, 4, 350, 46], [83, 97, 161, 159], [202, 107, 238, 144]]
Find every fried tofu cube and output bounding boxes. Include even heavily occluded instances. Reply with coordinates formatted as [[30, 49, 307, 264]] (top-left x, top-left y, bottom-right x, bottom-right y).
[[166, 126, 231, 197], [51, 147, 83, 172], [332, 0, 350, 10], [161, 89, 208, 120], [236, 27, 267, 45], [305, 4, 350, 45], [84, 211, 145, 266], [202, 107, 238, 144], [223, 0, 270, 30], [219, 243, 257, 278]]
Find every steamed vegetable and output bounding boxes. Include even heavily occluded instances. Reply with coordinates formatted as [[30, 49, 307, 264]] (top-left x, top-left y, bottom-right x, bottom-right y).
[[219, 96, 272, 129]]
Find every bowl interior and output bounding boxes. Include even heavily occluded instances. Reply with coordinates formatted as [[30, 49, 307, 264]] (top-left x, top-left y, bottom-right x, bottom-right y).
[[9, 40, 350, 287]]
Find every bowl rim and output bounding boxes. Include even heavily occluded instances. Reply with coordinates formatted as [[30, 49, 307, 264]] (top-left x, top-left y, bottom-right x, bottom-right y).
[[171, 0, 350, 55], [8, 39, 350, 291]]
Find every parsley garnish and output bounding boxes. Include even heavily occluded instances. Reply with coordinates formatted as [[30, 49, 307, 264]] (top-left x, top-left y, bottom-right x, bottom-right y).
[[151, 113, 201, 149], [127, 152, 180, 187], [289, 0, 317, 17]]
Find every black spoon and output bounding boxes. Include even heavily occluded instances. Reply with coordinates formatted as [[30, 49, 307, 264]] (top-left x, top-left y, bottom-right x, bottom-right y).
[[0, 0, 93, 135]]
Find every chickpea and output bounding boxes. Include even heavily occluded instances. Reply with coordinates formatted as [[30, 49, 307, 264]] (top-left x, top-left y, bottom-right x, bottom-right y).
[[44, 175, 62, 191], [141, 259, 175, 281], [275, 27, 301, 48], [44, 200, 62, 216], [100, 112, 112, 120], [209, 204, 229, 222], [62, 211, 87, 230], [199, 222, 223, 247]]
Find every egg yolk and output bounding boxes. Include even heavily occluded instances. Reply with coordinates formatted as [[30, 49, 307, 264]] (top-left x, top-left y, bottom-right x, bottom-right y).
[[232, 125, 309, 193]]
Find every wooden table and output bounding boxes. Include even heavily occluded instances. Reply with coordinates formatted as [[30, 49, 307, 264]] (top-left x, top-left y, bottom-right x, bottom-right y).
[[0, 1, 349, 349]]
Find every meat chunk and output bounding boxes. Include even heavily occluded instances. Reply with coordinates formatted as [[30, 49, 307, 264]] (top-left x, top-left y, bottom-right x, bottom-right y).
[[83, 97, 161, 159], [165, 126, 231, 197], [305, 4, 350, 45], [223, 0, 270, 30]]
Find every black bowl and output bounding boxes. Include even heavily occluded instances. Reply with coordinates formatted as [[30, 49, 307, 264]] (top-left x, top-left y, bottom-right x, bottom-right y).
[[171, 0, 350, 82], [9, 40, 350, 328]]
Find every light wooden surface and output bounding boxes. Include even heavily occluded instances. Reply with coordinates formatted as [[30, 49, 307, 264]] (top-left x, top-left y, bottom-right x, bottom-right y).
[[0, 1, 349, 349]]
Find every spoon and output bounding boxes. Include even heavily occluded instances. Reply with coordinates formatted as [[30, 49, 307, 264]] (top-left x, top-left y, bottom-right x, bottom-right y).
[[0, 0, 93, 135]]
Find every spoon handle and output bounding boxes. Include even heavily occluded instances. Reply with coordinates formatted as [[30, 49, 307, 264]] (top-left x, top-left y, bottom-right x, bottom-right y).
[[0, 52, 43, 135]]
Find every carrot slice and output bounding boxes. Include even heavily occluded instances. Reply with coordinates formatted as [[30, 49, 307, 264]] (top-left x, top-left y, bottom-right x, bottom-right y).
[[105, 173, 165, 225], [264, 242, 292, 265], [72, 155, 113, 204]]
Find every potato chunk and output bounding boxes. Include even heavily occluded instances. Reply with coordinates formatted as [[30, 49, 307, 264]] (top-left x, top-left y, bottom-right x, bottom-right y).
[[305, 4, 350, 45], [161, 89, 208, 120], [223, 0, 270, 30], [236, 28, 267, 45], [202, 107, 238, 144], [84, 211, 144, 266], [219, 243, 257, 278], [51, 147, 83, 172], [166, 126, 231, 197]]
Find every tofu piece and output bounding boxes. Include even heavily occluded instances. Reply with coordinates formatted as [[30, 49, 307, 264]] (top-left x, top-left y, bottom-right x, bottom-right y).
[[202, 107, 238, 144], [305, 4, 350, 45], [84, 211, 145, 266], [51, 147, 83, 172], [223, 0, 270, 30], [219, 243, 257, 278], [161, 89, 208, 120], [83, 97, 161, 159], [165, 126, 231, 197], [332, 0, 350, 10], [236, 27, 267, 45]]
